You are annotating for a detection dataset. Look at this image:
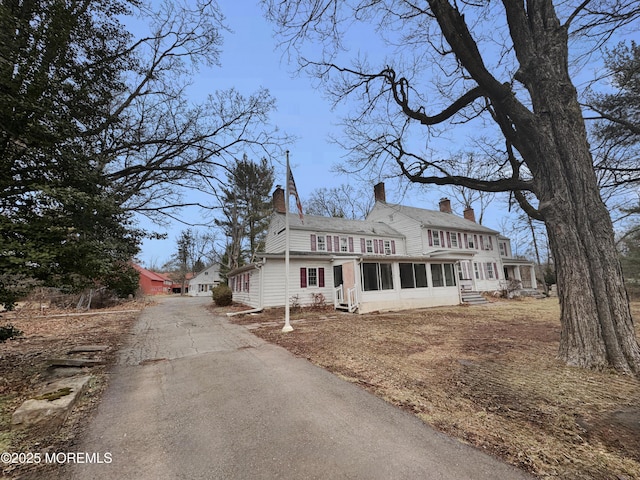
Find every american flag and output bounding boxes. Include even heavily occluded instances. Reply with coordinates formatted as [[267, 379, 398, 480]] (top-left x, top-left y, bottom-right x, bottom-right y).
[[287, 164, 304, 223]]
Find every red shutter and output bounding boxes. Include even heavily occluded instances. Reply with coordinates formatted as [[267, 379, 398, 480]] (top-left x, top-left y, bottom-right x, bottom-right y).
[[300, 268, 307, 288], [440, 231, 445, 246], [474, 235, 479, 249], [458, 233, 462, 248], [428, 230, 433, 246], [480, 235, 484, 250], [360, 238, 366, 253], [318, 268, 325, 287], [391, 240, 396, 254], [446, 232, 451, 248], [374, 239, 379, 254], [464, 233, 468, 248], [327, 235, 332, 251], [494, 263, 499, 279], [489, 236, 494, 250], [311, 234, 317, 251], [348, 237, 354, 252], [247, 273, 250, 292], [334, 237, 340, 252]]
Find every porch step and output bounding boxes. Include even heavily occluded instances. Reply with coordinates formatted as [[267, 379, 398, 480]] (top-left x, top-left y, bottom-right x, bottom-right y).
[[335, 303, 357, 313], [461, 291, 489, 305]]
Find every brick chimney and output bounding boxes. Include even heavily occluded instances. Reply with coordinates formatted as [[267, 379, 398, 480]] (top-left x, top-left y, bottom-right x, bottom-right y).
[[374, 182, 386, 203], [463, 205, 476, 223], [439, 198, 452, 214], [273, 186, 285, 213]]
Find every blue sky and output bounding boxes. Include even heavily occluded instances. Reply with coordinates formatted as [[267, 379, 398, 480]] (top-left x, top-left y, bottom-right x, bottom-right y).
[[136, 3, 346, 267], [134, 1, 529, 267], [136, 1, 438, 267]]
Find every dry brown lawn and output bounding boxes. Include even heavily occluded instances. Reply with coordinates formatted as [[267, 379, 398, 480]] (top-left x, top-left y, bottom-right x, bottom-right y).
[[229, 298, 640, 479]]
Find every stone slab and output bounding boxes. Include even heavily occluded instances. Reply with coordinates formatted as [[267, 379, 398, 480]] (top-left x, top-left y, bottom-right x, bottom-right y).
[[47, 358, 105, 367], [12, 376, 92, 429], [67, 345, 109, 354]]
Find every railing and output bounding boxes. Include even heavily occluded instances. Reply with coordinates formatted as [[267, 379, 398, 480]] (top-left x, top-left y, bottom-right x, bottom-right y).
[[334, 284, 358, 312], [346, 287, 357, 312], [334, 285, 344, 309]]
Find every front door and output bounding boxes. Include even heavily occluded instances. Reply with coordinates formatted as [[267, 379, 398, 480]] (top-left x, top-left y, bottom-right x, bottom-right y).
[[333, 265, 343, 288]]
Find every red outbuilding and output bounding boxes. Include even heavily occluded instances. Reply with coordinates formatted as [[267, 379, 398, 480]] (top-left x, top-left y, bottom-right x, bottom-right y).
[[132, 264, 170, 295]]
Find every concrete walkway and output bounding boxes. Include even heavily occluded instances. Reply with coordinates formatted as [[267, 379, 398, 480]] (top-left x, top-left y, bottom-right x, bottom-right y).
[[67, 296, 533, 479]]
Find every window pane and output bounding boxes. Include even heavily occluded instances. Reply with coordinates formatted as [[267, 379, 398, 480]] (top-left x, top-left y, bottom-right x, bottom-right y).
[[414, 264, 428, 288], [399, 263, 415, 289], [308, 267, 318, 286], [380, 263, 393, 290], [431, 264, 444, 287], [444, 264, 456, 286], [362, 263, 379, 291], [432, 230, 440, 247]]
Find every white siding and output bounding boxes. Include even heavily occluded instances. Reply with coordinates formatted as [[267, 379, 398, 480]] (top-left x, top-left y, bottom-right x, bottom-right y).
[[188, 264, 221, 297], [230, 269, 261, 307], [261, 258, 335, 308], [264, 215, 286, 253], [367, 204, 423, 255]]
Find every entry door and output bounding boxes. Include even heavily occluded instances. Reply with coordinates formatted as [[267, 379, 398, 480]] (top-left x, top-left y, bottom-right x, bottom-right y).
[[333, 265, 343, 288], [341, 261, 356, 292]]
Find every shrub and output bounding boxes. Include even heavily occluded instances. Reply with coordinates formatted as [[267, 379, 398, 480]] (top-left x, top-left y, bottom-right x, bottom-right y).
[[0, 324, 23, 343], [104, 263, 140, 298], [212, 284, 233, 306]]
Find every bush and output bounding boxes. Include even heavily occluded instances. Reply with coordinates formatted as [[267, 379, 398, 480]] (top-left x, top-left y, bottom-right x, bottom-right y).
[[0, 324, 23, 343], [212, 284, 233, 306], [104, 263, 140, 298]]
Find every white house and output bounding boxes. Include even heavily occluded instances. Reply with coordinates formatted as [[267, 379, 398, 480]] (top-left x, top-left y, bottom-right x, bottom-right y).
[[187, 264, 221, 297], [227, 183, 537, 313]]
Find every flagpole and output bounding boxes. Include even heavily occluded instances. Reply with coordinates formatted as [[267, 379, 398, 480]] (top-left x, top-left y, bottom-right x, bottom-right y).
[[283, 150, 293, 332]]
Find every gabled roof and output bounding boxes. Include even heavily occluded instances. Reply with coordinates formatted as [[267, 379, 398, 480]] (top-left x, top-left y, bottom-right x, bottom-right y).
[[371, 202, 499, 234], [275, 212, 403, 238], [132, 264, 167, 282]]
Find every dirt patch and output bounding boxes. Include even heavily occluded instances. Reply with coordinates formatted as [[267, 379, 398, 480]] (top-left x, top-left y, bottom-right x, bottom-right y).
[[228, 298, 640, 479], [0, 301, 143, 479]]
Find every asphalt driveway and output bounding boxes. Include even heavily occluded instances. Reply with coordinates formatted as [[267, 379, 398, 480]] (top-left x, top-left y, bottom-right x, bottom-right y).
[[66, 296, 532, 479]]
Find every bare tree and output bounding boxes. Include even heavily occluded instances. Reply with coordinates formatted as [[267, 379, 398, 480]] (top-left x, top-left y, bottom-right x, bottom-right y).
[[305, 184, 373, 219], [97, 1, 288, 222], [264, 0, 640, 374], [438, 153, 497, 224]]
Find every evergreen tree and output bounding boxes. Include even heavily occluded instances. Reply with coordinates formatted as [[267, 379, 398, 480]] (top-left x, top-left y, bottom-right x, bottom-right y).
[[215, 156, 274, 270], [0, 0, 141, 307]]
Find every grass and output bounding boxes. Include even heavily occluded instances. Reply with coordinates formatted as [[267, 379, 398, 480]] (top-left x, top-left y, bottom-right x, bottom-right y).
[[229, 298, 640, 479]]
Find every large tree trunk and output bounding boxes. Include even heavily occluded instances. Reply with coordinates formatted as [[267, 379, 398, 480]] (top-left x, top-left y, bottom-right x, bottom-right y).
[[540, 158, 640, 374], [502, 1, 640, 374]]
